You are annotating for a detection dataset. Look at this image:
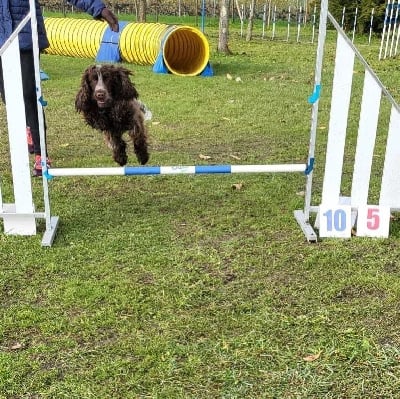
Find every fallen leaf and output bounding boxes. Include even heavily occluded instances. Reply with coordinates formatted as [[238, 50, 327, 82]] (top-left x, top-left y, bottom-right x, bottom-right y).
[[226, 73, 233, 80], [60, 143, 70, 148], [10, 342, 23, 350], [199, 154, 212, 160], [235, 76, 242, 82], [152, 121, 161, 125], [232, 183, 244, 190], [303, 351, 321, 362], [230, 154, 241, 160]]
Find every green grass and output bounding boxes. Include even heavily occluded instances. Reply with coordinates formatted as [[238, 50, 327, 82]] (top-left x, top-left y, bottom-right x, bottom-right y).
[[1, 19, 400, 398]]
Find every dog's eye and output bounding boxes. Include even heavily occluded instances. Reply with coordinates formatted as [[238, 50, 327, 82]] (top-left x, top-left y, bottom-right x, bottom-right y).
[[89, 72, 98, 81]]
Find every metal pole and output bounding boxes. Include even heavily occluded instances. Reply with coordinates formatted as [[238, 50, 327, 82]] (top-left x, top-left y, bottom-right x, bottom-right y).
[[29, 0, 58, 245], [47, 164, 308, 177], [303, 0, 328, 222]]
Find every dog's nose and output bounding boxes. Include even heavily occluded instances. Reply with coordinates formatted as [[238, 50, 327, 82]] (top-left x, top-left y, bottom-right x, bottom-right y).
[[95, 90, 106, 101]]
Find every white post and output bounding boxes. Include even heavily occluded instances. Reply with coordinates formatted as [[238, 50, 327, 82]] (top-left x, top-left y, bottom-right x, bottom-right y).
[[341, 6, 345, 29], [379, 0, 390, 59], [352, 7, 358, 43], [271, 5, 276, 39], [368, 8, 374, 45], [262, 3, 266, 39], [311, 4, 317, 44], [1, 18, 36, 235], [297, 6, 302, 42], [241, 4, 244, 37], [294, 0, 328, 241], [379, 106, 400, 207], [384, 0, 395, 58], [395, 5, 400, 55], [390, 0, 399, 56], [321, 34, 355, 205], [28, 0, 59, 245]]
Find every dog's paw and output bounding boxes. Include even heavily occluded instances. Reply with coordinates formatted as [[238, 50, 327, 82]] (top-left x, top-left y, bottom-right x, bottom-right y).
[[137, 152, 149, 165], [114, 152, 128, 166], [134, 145, 149, 165]]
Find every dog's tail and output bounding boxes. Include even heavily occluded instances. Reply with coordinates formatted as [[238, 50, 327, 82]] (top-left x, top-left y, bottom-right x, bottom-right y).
[[137, 100, 152, 121]]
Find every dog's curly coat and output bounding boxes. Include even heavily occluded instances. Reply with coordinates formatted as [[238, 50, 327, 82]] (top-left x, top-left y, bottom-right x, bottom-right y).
[[75, 64, 149, 166]]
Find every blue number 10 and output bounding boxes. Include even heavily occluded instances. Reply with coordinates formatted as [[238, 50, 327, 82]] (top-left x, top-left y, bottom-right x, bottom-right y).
[[323, 209, 347, 232]]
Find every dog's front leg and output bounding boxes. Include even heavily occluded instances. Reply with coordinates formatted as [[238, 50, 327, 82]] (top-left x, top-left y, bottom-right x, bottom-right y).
[[104, 131, 128, 166]]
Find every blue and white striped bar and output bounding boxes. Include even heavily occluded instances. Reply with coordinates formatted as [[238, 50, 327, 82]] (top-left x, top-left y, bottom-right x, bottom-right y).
[[47, 164, 307, 177]]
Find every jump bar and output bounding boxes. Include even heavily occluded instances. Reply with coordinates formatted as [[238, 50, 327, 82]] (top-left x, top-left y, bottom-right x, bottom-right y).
[[47, 164, 307, 177]]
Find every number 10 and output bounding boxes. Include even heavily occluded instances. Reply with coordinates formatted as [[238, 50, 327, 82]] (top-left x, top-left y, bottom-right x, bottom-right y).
[[323, 209, 347, 232], [318, 205, 352, 238]]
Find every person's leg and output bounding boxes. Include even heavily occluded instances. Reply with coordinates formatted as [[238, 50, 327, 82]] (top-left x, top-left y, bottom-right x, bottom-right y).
[[19, 50, 47, 156], [0, 57, 6, 103]]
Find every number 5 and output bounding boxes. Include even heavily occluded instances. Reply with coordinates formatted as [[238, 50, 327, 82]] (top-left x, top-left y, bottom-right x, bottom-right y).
[[366, 208, 380, 230], [356, 206, 390, 238]]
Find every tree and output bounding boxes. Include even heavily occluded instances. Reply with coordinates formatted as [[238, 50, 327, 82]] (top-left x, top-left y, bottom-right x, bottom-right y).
[[137, 0, 147, 22], [218, 0, 232, 54], [246, 0, 256, 41]]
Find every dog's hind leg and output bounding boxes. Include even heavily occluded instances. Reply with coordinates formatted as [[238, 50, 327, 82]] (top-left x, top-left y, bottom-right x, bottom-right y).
[[104, 132, 128, 166], [129, 120, 149, 165]]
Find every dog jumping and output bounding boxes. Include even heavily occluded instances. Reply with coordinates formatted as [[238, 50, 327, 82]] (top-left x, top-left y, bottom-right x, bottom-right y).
[[75, 64, 149, 166]]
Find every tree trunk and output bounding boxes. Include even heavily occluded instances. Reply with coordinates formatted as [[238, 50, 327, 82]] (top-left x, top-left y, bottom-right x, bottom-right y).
[[138, 0, 147, 22], [218, 0, 232, 54], [246, 0, 256, 41]]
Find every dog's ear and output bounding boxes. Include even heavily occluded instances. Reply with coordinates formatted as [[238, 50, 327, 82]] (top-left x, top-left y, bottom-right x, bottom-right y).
[[117, 67, 139, 100], [75, 67, 94, 112]]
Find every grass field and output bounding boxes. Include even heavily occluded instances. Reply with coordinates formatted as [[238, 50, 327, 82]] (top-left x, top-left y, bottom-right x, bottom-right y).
[[1, 14, 400, 398]]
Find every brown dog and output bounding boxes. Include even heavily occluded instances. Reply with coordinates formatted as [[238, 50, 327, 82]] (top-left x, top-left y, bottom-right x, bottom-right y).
[[75, 64, 149, 166]]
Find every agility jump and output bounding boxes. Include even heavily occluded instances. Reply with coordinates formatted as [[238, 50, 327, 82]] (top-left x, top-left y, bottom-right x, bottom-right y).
[[296, 4, 400, 240], [1, 0, 400, 246]]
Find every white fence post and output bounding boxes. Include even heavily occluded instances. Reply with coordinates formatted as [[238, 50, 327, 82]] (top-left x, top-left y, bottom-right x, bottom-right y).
[[1, 31, 36, 235]]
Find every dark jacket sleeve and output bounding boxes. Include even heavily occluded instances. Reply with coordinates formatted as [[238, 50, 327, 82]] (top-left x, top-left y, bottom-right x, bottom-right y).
[[67, 0, 107, 18]]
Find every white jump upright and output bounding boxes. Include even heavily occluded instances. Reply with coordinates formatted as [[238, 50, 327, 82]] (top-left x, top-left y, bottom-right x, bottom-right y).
[[1, 15, 36, 236], [295, 0, 400, 241], [0, 0, 59, 246]]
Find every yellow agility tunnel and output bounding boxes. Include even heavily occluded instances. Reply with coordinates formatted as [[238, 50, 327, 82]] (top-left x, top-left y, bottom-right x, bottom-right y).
[[44, 18, 212, 77]]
